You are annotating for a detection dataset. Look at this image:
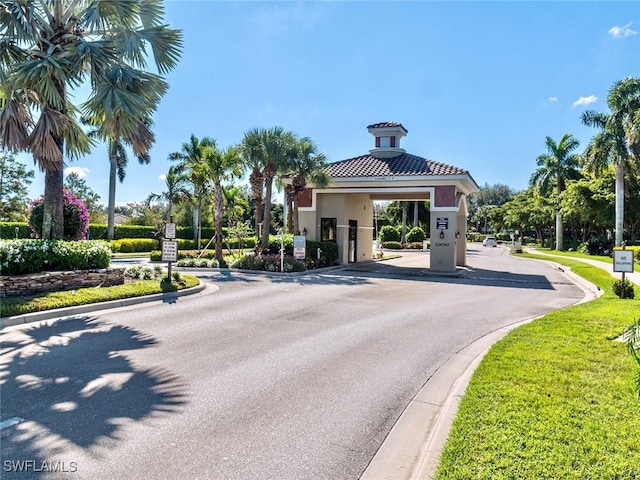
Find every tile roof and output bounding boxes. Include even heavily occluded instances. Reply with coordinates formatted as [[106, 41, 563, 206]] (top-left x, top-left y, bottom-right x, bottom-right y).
[[366, 122, 408, 132], [326, 153, 469, 178]]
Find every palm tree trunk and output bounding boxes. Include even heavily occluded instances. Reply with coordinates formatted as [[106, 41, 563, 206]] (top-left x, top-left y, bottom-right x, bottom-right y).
[[555, 212, 563, 250], [615, 163, 625, 246], [262, 177, 273, 250], [214, 181, 224, 263], [401, 202, 408, 244], [107, 143, 117, 241], [413, 201, 419, 227], [42, 168, 64, 240]]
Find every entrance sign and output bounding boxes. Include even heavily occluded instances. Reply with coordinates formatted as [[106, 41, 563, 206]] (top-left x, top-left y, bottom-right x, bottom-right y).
[[436, 217, 449, 230], [613, 250, 634, 273], [162, 240, 178, 262], [293, 235, 306, 260]]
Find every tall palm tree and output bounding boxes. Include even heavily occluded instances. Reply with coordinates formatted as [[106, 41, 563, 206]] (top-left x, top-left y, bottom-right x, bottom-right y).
[[582, 77, 640, 246], [0, 0, 182, 239], [529, 134, 581, 250], [202, 144, 243, 263], [244, 126, 295, 250], [287, 137, 329, 235], [85, 118, 152, 240], [147, 166, 190, 218], [169, 135, 215, 249], [241, 129, 265, 240]]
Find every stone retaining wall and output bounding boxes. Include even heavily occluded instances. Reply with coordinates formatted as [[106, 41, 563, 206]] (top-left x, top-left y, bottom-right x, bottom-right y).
[[0, 268, 126, 298]]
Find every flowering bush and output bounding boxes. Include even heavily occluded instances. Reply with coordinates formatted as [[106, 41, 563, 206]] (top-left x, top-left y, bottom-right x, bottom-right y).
[[29, 189, 90, 240], [0, 239, 111, 275], [231, 254, 305, 272]]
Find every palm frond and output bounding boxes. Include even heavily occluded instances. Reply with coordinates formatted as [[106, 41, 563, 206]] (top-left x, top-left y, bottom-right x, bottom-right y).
[[138, 25, 183, 75], [138, 0, 165, 29], [25, 107, 65, 171], [0, 95, 31, 152]]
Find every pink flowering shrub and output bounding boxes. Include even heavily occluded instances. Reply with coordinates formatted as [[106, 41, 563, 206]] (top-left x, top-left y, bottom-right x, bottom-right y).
[[28, 189, 90, 240]]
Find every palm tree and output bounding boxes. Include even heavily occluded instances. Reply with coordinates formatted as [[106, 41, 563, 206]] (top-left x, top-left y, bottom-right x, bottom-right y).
[[202, 144, 243, 263], [222, 185, 249, 227], [147, 166, 190, 218], [84, 118, 152, 240], [0, 0, 182, 239], [244, 126, 295, 250], [529, 134, 581, 250], [286, 137, 329, 235], [169, 135, 215, 249], [582, 77, 640, 246], [241, 129, 265, 240]]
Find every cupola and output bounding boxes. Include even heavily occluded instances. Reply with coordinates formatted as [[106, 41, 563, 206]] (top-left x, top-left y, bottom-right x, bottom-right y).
[[367, 122, 408, 158]]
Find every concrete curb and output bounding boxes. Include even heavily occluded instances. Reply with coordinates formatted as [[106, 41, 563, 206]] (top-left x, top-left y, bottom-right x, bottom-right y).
[[0, 281, 213, 330], [360, 255, 601, 480]]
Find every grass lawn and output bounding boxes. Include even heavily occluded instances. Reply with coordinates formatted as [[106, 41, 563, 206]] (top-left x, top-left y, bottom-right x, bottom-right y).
[[435, 253, 640, 480], [0, 274, 200, 318]]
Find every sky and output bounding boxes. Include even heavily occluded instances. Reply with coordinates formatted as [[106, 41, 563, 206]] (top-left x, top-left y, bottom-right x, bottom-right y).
[[20, 0, 640, 206]]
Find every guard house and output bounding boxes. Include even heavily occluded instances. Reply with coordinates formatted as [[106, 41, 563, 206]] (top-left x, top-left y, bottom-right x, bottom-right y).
[[289, 122, 479, 272]]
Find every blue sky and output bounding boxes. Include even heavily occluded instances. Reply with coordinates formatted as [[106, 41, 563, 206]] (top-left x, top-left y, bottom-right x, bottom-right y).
[[23, 0, 640, 205]]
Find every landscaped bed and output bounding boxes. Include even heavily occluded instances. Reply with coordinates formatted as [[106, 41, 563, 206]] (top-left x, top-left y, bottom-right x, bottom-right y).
[[1, 267, 199, 318], [435, 254, 640, 479]]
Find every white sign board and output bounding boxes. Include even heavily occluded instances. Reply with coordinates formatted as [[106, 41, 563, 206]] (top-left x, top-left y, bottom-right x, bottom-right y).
[[613, 250, 634, 273], [165, 222, 176, 239], [162, 240, 178, 262], [293, 235, 306, 260]]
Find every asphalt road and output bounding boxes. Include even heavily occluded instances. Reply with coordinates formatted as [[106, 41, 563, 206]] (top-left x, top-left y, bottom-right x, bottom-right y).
[[0, 246, 584, 480]]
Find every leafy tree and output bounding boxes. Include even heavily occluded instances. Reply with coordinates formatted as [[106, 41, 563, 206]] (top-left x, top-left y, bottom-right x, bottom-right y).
[[29, 189, 89, 240], [121, 201, 165, 226], [0, 0, 182, 240], [202, 144, 243, 263], [147, 166, 190, 218], [169, 135, 215, 248], [582, 77, 640, 246], [468, 184, 515, 233], [223, 185, 250, 228], [560, 174, 614, 242], [0, 152, 33, 221], [64, 172, 105, 223], [495, 188, 555, 245], [530, 134, 581, 250]]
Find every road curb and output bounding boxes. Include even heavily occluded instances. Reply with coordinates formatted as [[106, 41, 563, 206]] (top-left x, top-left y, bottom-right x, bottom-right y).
[[360, 253, 601, 480], [0, 281, 213, 330]]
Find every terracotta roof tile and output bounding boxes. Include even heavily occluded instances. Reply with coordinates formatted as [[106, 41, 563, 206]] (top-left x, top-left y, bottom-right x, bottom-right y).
[[326, 153, 468, 178], [366, 122, 408, 132]]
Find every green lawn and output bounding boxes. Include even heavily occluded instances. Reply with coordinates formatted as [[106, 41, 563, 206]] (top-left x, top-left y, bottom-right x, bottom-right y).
[[1, 274, 200, 318], [435, 253, 640, 480]]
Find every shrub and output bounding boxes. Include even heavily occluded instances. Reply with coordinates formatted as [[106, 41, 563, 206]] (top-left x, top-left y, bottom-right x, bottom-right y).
[[382, 241, 403, 249], [231, 253, 305, 272], [29, 190, 90, 240], [305, 240, 339, 268], [405, 242, 424, 249], [0, 222, 30, 240], [379, 225, 400, 242], [612, 279, 635, 299], [0, 239, 111, 275], [111, 238, 159, 253], [406, 226, 426, 243]]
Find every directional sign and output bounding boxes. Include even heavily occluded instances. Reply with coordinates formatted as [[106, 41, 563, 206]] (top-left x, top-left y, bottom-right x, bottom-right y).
[[293, 235, 306, 260], [165, 222, 176, 239]]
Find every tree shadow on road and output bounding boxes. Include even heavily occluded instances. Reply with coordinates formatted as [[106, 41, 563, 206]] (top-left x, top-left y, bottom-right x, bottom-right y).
[[0, 317, 188, 478]]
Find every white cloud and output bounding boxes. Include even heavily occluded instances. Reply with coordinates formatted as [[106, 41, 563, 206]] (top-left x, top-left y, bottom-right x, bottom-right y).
[[548, 96, 558, 103], [64, 166, 89, 178], [572, 95, 598, 108], [608, 22, 638, 38], [158, 174, 167, 181]]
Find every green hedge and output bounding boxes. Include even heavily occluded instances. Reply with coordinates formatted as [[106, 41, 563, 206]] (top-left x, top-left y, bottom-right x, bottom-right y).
[[0, 239, 112, 275], [0, 222, 31, 239], [110, 238, 159, 253]]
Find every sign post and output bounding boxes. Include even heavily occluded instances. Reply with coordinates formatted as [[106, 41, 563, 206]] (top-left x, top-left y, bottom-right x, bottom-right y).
[[162, 216, 178, 279], [613, 243, 635, 299]]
